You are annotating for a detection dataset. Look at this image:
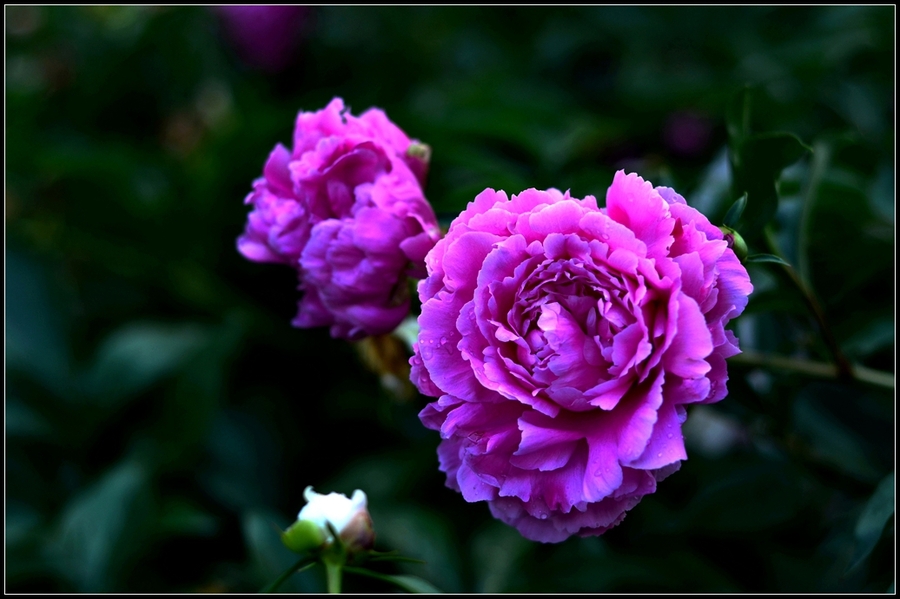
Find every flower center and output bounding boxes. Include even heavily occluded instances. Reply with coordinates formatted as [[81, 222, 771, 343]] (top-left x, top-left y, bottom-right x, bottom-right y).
[[490, 255, 647, 412]]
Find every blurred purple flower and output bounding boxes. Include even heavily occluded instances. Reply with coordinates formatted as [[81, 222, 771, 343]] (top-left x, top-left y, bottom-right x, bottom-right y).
[[216, 5, 309, 72], [238, 98, 440, 340], [411, 172, 752, 542], [663, 111, 713, 157]]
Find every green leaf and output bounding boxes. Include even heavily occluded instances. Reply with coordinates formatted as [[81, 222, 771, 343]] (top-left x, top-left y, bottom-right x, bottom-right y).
[[792, 389, 882, 483], [687, 148, 732, 221], [244, 510, 321, 593], [343, 567, 442, 593], [726, 85, 753, 151], [5, 252, 71, 397], [5, 397, 52, 440], [152, 317, 242, 461], [381, 574, 443, 594], [368, 505, 462, 592], [680, 458, 806, 533], [745, 254, 792, 266], [260, 557, 318, 594], [199, 411, 279, 512], [364, 550, 426, 565], [471, 521, 531, 593], [722, 193, 748, 228], [848, 472, 894, 571], [156, 497, 218, 538], [726, 87, 812, 239], [6, 501, 43, 549], [83, 322, 211, 406], [51, 460, 152, 592], [841, 315, 895, 359], [733, 132, 812, 236]]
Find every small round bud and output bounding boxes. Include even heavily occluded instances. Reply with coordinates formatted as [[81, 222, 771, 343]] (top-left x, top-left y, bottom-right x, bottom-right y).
[[289, 486, 375, 554], [718, 225, 748, 262], [405, 141, 431, 184], [405, 141, 431, 163]]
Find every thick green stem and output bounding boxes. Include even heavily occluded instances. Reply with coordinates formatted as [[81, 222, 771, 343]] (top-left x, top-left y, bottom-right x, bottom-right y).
[[325, 559, 343, 594]]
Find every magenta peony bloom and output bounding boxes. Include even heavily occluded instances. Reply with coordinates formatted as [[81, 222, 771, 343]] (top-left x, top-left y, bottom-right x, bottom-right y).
[[238, 97, 441, 340], [411, 172, 753, 542]]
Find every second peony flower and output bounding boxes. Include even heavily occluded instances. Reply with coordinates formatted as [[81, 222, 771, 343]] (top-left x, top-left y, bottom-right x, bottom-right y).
[[238, 97, 441, 340], [411, 171, 753, 542]]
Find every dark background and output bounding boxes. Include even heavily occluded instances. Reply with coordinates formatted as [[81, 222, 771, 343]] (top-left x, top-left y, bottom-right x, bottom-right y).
[[6, 6, 894, 592]]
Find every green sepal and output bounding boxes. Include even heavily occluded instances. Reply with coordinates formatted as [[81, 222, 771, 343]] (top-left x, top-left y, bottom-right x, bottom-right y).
[[281, 519, 326, 554]]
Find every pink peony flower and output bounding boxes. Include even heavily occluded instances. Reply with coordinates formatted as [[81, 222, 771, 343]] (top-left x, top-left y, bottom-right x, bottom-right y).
[[411, 172, 752, 542], [238, 98, 440, 340]]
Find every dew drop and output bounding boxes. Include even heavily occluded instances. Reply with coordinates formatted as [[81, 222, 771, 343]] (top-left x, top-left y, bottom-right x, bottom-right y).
[[600, 233, 610, 240], [667, 433, 673, 439], [420, 345, 434, 360], [657, 452, 663, 458], [440, 336, 448, 345], [539, 513, 548, 520]]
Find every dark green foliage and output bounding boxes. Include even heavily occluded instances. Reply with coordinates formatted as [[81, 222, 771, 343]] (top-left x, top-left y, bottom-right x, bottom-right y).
[[6, 6, 893, 592]]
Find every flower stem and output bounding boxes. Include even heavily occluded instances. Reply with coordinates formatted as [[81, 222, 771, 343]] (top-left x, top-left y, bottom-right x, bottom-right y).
[[325, 559, 343, 594], [732, 350, 894, 390], [763, 226, 854, 379]]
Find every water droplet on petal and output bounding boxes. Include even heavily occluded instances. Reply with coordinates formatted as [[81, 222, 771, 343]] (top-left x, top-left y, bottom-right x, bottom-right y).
[[601, 233, 610, 240], [657, 452, 663, 458], [667, 433, 673, 439]]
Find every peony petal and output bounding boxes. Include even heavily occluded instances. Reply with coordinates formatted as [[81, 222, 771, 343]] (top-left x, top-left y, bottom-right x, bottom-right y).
[[605, 170, 675, 260], [612, 369, 665, 463], [663, 295, 713, 379], [627, 399, 688, 470]]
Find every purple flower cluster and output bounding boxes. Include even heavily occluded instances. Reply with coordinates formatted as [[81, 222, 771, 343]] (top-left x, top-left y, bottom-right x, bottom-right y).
[[238, 98, 440, 340], [238, 99, 753, 543], [410, 172, 752, 542]]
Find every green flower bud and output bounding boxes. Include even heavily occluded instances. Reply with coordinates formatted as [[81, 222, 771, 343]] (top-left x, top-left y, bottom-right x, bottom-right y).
[[405, 141, 431, 163], [405, 141, 431, 183], [718, 225, 748, 262]]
